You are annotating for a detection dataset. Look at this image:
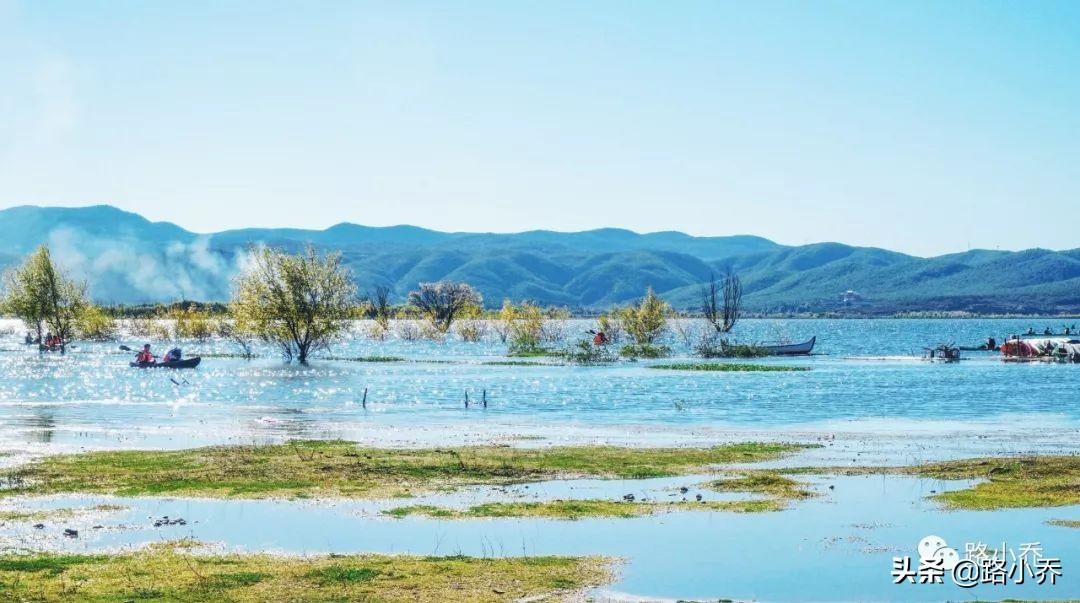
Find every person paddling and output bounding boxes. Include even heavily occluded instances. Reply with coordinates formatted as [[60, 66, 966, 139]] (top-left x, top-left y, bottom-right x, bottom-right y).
[[135, 344, 156, 364]]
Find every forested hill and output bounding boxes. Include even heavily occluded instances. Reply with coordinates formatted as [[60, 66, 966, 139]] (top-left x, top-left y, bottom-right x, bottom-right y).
[[1, 205, 1078, 314]]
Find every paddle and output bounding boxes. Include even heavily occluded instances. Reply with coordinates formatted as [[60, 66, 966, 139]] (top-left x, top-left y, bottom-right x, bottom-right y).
[[119, 345, 133, 352]]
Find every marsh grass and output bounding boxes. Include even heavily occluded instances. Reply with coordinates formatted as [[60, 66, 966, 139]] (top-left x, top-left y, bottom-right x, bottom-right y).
[[916, 456, 1080, 509], [788, 456, 1080, 510], [705, 471, 816, 500], [0, 542, 610, 602], [650, 363, 808, 372], [481, 360, 552, 366], [1047, 519, 1079, 528], [4, 440, 809, 500], [383, 498, 783, 520], [323, 355, 405, 363]]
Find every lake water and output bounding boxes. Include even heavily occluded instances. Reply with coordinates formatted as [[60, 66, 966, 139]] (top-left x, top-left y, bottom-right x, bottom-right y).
[[1, 317, 1078, 601]]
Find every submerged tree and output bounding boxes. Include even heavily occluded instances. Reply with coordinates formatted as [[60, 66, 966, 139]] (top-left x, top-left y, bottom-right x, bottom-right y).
[[1, 245, 88, 352], [408, 281, 482, 333], [230, 246, 356, 363], [702, 270, 742, 333]]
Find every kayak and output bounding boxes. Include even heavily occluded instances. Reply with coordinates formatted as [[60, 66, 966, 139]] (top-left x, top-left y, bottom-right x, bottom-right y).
[[130, 357, 202, 369]]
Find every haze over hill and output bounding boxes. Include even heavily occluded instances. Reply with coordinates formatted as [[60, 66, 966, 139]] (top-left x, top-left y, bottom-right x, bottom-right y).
[[1, 205, 1077, 314]]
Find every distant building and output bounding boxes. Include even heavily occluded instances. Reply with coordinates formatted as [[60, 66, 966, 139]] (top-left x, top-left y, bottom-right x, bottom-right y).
[[841, 290, 863, 305]]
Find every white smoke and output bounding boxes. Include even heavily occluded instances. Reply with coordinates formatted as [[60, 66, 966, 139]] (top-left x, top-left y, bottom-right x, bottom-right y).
[[46, 227, 249, 303]]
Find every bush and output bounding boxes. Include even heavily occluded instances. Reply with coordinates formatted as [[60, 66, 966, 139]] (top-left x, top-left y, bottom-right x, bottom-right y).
[[695, 332, 768, 358], [617, 288, 670, 345], [558, 339, 616, 364], [619, 343, 672, 359], [75, 305, 117, 341], [168, 305, 214, 341]]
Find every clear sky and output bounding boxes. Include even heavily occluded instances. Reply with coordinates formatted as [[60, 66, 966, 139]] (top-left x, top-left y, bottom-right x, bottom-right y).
[[1, 1, 1078, 256]]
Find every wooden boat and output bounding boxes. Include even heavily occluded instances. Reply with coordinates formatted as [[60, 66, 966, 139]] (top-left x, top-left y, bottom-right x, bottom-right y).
[[130, 356, 202, 369], [761, 336, 816, 356]]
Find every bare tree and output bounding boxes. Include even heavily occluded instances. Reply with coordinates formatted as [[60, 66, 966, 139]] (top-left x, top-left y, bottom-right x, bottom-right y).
[[702, 270, 742, 333], [369, 285, 392, 330], [407, 281, 482, 333]]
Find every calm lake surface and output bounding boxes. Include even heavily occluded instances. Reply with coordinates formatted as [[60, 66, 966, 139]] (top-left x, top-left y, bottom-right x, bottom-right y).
[[1, 318, 1077, 456], [1, 318, 1078, 601]]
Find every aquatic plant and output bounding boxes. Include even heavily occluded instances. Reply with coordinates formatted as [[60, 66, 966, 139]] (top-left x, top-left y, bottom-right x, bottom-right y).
[[619, 343, 672, 359], [650, 363, 807, 372]]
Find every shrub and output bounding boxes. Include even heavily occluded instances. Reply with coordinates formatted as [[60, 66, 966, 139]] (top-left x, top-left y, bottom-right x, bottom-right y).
[[617, 288, 670, 345], [75, 305, 117, 341], [619, 343, 672, 359]]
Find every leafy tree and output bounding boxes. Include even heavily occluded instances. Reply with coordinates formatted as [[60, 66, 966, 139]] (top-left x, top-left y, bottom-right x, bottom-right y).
[[230, 246, 356, 363], [1, 245, 87, 352], [407, 281, 481, 333], [617, 287, 671, 345]]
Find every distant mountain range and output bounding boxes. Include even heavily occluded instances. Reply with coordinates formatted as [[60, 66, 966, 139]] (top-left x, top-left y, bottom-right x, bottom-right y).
[[1, 205, 1078, 314]]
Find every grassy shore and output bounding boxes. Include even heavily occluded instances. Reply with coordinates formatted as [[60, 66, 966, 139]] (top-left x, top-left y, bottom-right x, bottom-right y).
[[3, 440, 809, 500], [649, 362, 808, 372], [384, 498, 783, 520], [0, 542, 610, 602], [789, 456, 1080, 510]]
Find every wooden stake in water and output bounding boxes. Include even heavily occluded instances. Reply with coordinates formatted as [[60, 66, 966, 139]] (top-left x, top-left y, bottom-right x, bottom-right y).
[[482, 389, 487, 408], [465, 390, 470, 408], [362, 388, 368, 409]]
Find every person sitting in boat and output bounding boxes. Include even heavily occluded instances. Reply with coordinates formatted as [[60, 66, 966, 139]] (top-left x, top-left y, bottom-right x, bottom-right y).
[[986, 336, 996, 350], [162, 348, 182, 363], [24, 332, 34, 345], [1044, 327, 1053, 336], [136, 344, 156, 364], [593, 331, 608, 346], [1026, 327, 1036, 336]]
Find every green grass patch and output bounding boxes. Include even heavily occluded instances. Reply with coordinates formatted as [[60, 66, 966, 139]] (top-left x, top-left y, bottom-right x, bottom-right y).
[[788, 456, 1080, 510], [650, 363, 808, 372], [916, 456, 1080, 510], [1047, 519, 1080, 528], [384, 498, 783, 520], [705, 471, 816, 500], [0, 542, 609, 602], [3, 440, 810, 500], [306, 565, 381, 585]]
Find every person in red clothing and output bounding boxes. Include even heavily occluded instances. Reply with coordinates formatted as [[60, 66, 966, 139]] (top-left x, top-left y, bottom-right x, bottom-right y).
[[593, 331, 608, 346], [135, 344, 156, 364]]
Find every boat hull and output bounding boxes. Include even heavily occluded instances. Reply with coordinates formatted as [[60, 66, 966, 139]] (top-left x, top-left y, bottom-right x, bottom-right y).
[[130, 357, 202, 369], [761, 336, 816, 356]]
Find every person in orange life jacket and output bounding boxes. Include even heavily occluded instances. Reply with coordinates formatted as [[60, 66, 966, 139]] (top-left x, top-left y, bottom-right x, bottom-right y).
[[136, 344, 155, 364]]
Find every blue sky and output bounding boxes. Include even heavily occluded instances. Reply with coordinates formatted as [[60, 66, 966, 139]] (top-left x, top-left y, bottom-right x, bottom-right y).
[[1, 0, 1078, 256]]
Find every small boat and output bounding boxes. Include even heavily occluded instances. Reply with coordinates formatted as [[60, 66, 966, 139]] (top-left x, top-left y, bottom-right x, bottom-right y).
[[761, 336, 816, 356], [130, 356, 202, 369]]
